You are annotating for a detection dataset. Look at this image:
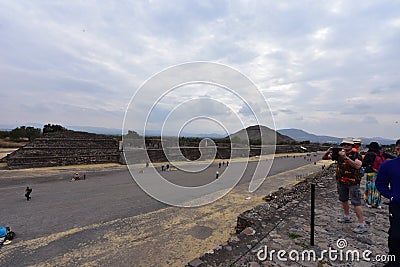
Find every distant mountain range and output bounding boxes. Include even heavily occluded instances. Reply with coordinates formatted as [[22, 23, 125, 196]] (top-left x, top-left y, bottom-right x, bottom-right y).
[[277, 128, 396, 145]]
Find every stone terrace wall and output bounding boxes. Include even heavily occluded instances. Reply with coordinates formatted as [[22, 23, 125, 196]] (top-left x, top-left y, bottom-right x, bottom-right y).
[[122, 143, 328, 164], [188, 165, 391, 267], [5, 131, 120, 169]]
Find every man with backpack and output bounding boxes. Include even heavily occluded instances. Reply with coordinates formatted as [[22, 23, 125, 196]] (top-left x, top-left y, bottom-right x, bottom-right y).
[[362, 142, 395, 208], [25, 186, 32, 201], [376, 139, 400, 266]]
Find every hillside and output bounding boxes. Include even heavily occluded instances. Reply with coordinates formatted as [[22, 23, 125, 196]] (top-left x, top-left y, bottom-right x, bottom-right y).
[[277, 128, 341, 144], [228, 125, 294, 144], [278, 128, 396, 145]]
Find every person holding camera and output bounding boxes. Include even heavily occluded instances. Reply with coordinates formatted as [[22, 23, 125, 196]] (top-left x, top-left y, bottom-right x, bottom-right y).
[[322, 137, 366, 234]]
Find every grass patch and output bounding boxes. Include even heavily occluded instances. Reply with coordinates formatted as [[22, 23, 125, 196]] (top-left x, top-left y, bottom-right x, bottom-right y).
[[0, 139, 27, 148], [288, 232, 301, 239]]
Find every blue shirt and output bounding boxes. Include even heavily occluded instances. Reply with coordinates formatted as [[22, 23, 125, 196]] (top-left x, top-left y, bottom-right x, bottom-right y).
[[0, 227, 6, 238], [376, 157, 400, 203]]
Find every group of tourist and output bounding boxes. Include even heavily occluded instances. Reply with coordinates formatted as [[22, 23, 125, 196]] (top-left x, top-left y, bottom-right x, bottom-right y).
[[218, 161, 229, 168], [323, 138, 400, 266], [161, 164, 170, 171]]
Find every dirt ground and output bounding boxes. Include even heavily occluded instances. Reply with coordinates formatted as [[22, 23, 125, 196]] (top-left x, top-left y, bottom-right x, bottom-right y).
[[0, 153, 324, 266]]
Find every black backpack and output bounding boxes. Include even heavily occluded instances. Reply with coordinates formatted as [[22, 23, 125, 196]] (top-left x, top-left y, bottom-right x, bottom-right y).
[[6, 231, 15, 240]]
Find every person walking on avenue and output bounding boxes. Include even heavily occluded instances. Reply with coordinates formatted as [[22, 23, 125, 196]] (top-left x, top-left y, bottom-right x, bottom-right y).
[[25, 186, 32, 201], [322, 137, 367, 234], [363, 142, 395, 208], [72, 172, 80, 181], [376, 139, 400, 266], [215, 171, 219, 179]]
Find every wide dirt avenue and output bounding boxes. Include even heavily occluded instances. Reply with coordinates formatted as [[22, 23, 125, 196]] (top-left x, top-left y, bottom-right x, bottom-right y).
[[0, 153, 326, 266]]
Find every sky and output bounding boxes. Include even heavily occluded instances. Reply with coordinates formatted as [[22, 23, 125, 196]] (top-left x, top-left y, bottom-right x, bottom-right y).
[[1, 1, 399, 139]]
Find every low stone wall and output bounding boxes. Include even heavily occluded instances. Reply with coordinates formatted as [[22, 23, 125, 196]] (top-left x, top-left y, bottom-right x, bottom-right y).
[[4, 131, 329, 169], [187, 165, 391, 267], [122, 144, 327, 164], [123, 147, 263, 164]]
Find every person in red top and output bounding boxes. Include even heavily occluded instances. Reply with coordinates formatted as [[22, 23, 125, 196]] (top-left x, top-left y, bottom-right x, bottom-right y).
[[362, 142, 395, 208], [323, 137, 366, 234], [352, 138, 362, 153]]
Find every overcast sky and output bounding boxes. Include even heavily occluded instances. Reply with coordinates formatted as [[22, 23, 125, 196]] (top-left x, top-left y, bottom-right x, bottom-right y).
[[1, 1, 399, 139]]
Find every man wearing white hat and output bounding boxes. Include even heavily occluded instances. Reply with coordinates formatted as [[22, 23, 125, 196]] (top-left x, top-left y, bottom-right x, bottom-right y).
[[323, 137, 366, 234]]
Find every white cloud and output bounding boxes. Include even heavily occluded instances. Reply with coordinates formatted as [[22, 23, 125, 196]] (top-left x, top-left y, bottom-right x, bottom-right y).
[[0, 1, 399, 139]]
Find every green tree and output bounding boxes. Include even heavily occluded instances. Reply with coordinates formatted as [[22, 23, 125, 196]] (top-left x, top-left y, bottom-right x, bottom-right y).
[[125, 130, 140, 138], [25, 126, 41, 140], [9, 126, 41, 141], [43, 124, 67, 134], [0, 131, 9, 139]]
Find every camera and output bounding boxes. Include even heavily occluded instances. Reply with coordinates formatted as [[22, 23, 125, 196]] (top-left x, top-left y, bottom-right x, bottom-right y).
[[331, 147, 342, 161]]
